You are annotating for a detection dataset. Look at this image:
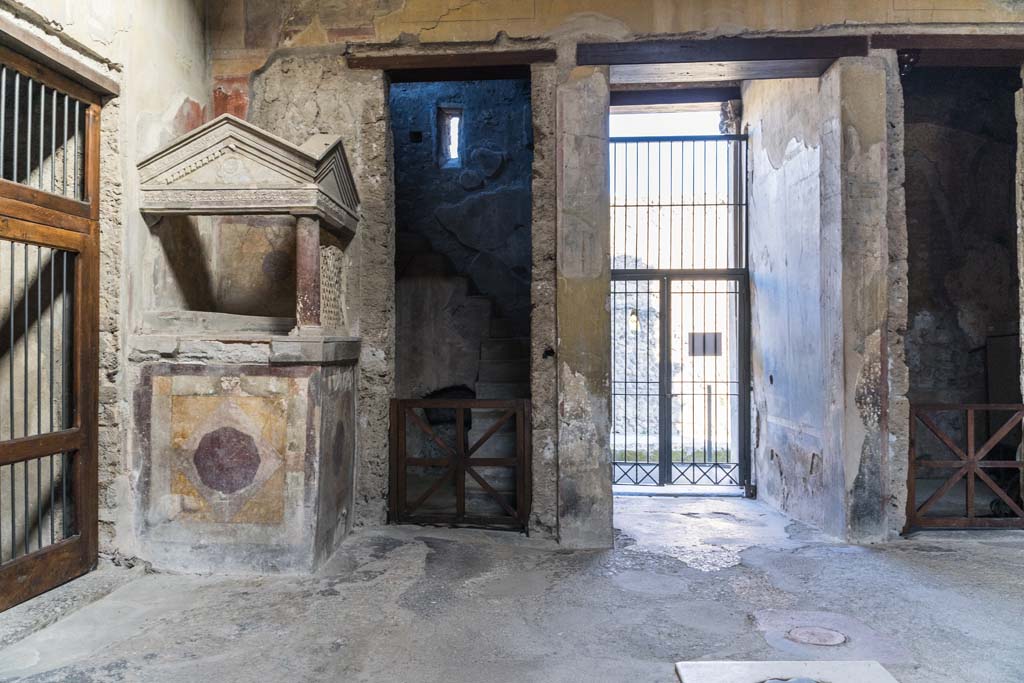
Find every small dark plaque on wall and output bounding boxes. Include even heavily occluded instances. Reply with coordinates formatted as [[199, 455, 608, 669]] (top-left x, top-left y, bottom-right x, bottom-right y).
[[689, 332, 722, 356]]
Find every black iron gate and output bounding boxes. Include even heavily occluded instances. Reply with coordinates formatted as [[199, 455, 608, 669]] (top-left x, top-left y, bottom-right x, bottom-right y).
[[610, 135, 750, 488]]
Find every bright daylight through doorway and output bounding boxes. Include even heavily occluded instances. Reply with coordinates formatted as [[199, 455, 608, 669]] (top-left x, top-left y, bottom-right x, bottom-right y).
[[609, 106, 749, 496]]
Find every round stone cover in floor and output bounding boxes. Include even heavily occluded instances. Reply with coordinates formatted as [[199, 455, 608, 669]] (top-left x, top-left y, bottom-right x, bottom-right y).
[[785, 626, 847, 646]]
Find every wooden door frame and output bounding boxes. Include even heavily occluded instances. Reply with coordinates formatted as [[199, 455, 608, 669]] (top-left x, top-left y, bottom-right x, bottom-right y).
[[0, 47, 102, 612]]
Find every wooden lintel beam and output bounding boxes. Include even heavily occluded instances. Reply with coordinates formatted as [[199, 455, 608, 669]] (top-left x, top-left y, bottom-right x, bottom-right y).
[[577, 36, 869, 66], [0, 15, 118, 98], [871, 33, 1024, 51], [610, 86, 741, 107], [346, 48, 556, 71], [913, 49, 1024, 68]]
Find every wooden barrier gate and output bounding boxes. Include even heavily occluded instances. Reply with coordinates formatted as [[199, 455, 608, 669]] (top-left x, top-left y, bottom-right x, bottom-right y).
[[389, 399, 530, 530], [0, 47, 102, 611], [907, 404, 1024, 530]]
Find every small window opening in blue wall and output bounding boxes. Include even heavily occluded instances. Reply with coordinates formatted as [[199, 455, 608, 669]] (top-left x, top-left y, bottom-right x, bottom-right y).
[[439, 107, 462, 166]]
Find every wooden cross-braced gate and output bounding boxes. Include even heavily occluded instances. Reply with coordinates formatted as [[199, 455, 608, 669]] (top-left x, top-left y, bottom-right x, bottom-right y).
[[0, 46, 102, 611], [390, 399, 530, 529], [906, 404, 1024, 530]]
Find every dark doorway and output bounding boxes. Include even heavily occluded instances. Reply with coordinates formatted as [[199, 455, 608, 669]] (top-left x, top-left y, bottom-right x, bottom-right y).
[[903, 66, 1024, 527], [388, 74, 533, 526]]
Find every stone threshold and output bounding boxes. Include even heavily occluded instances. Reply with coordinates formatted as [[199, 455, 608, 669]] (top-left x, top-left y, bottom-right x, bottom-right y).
[[674, 660, 898, 683]]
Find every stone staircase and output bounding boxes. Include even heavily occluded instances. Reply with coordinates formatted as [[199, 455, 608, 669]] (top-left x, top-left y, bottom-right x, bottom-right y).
[[464, 313, 530, 516], [396, 231, 530, 517]]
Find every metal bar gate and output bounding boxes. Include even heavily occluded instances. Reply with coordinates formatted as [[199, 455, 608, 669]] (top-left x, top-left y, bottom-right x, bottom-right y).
[[610, 135, 750, 488], [0, 47, 101, 611]]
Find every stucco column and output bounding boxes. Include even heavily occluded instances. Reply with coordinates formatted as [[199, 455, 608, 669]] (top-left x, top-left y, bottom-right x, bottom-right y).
[[295, 215, 322, 332], [835, 57, 890, 541], [555, 66, 613, 549]]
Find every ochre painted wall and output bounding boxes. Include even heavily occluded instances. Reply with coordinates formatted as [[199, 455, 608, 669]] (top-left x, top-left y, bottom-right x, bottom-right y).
[[209, 0, 1024, 80]]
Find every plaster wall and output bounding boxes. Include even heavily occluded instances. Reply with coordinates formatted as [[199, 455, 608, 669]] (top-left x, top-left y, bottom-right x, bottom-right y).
[[745, 58, 890, 540], [244, 50, 395, 529], [880, 49, 911, 538], [555, 64, 613, 549], [0, 1, 211, 556], [391, 79, 533, 325], [903, 68, 1021, 410], [207, 0, 1024, 71], [745, 74, 844, 535]]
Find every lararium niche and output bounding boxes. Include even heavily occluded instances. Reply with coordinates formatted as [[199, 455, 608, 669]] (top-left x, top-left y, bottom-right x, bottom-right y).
[[132, 114, 361, 573]]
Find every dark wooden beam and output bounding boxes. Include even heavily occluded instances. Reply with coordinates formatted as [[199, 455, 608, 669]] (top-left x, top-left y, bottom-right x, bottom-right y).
[[872, 34, 1024, 69], [610, 58, 839, 84], [871, 33, 1024, 51], [346, 48, 556, 71], [912, 49, 1024, 68], [386, 64, 531, 83], [577, 36, 869, 66], [609, 80, 738, 92], [610, 87, 740, 107], [0, 15, 119, 97]]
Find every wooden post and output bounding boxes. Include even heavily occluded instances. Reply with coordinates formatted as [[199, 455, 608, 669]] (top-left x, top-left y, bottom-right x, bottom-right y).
[[295, 215, 321, 333]]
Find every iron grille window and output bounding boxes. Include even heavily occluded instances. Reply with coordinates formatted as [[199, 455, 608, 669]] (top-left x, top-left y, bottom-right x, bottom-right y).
[[0, 64, 89, 201], [610, 136, 747, 272], [610, 135, 750, 487]]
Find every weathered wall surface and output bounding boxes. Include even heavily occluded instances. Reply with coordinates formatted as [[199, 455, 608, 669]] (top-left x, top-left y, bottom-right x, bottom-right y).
[[529, 63, 558, 538], [14, 0, 1022, 557], [879, 49, 911, 538], [745, 75, 844, 535], [391, 79, 533, 325], [556, 65, 613, 548], [0, 0, 211, 555], [207, 0, 1024, 66], [245, 51, 395, 529], [133, 359, 357, 573], [837, 59, 889, 542], [206, 2, 1024, 172], [903, 68, 1021, 409], [745, 58, 890, 541]]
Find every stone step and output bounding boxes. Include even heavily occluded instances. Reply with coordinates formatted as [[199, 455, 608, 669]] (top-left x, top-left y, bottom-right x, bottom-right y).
[[466, 430, 518, 457], [489, 318, 523, 339], [466, 295, 494, 315], [465, 489, 518, 518], [476, 381, 530, 400], [395, 231, 431, 255], [465, 466, 516, 494], [403, 253, 450, 277], [478, 359, 530, 383], [468, 409, 518, 435], [417, 490, 518, 518], [480, 338, 530, 361]]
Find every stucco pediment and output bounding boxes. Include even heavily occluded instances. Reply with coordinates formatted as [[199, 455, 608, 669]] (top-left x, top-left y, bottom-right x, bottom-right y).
[[138, 114, 360, 239]]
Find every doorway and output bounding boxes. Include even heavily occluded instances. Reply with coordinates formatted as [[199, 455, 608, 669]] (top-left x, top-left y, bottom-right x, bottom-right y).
[[902, 66, 1024, 528], [609, 108, 750, 490], [388, 71, 534, 528]]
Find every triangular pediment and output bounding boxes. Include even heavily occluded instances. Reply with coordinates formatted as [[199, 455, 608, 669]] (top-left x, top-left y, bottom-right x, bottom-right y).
[[138, 114, 361, 239], [317, 142, 360, 211], [139, 114, 317, 189]]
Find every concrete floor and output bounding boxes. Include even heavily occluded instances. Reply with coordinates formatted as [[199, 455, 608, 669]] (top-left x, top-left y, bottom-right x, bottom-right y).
[[1, 495, 1023, 682]]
